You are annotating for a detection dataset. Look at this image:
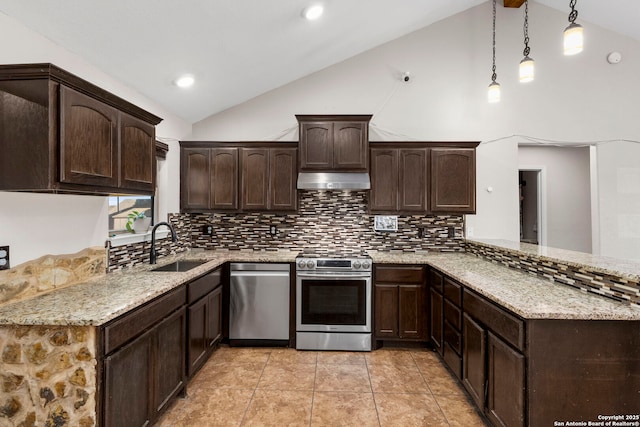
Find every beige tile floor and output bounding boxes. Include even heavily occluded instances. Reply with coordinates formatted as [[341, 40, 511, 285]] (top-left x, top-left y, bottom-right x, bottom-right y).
[[155, 346, 489, 427]]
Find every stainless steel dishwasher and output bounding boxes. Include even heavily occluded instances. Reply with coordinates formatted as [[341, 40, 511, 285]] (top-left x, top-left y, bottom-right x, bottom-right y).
[[229, 263, 290, 346]]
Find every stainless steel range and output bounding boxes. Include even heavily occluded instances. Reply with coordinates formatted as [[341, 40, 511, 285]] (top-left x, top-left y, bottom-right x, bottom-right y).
[[295, 251, 372, 351]]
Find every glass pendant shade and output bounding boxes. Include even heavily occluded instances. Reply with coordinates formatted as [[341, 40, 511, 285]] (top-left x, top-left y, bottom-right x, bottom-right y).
[[488, 81, 501, 103], [563, 23, 584, 55], [519, 57, 535, 82]]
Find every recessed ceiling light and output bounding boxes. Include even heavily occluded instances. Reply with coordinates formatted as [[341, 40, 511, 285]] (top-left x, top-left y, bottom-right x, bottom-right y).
[[302, 4, 324, 21], [175, 74, 195, 88]]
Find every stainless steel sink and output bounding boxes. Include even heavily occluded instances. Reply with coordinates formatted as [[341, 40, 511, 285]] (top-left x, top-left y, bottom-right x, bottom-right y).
[[151, 260, 207, 272]]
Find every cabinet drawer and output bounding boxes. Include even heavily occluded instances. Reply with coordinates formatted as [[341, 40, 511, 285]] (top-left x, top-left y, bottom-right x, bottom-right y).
[[104, 286, 186, 354], [429, 269, 444, 293], [375, 266, 425, 284], [188, 268, 221, 304], [444, 321, 461, 355], [464, 290, 525, 351], [443, 278, 462, 306], [444, 299, 462, 330]]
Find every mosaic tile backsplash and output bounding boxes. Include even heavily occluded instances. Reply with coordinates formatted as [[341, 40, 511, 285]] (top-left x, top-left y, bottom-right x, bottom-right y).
[[466, 240, 640, 306], [188, 191, 465, 253], [106, 214, 190, 272]]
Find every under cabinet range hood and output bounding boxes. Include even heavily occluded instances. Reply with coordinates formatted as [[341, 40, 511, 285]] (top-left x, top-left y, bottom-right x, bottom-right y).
[[296, 172, 371, 190]]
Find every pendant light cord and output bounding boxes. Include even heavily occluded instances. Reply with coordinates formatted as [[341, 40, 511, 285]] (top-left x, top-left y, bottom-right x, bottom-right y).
[[568, 0, 578, 24], [523, 0, 530, 57], [491, 0, 497, 83]]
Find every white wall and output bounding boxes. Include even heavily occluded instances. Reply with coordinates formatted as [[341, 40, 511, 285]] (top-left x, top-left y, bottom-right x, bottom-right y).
[[597, 141, 640, 261], [518, 146, 592, 253], [0, 11, 192, 266], [191, 2, 640, 256]]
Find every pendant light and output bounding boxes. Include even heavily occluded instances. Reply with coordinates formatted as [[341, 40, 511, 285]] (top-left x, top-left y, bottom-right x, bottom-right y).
[[563, 0, 583, 55], [519, 0, 534, 82], [488, 0, 500, 103]]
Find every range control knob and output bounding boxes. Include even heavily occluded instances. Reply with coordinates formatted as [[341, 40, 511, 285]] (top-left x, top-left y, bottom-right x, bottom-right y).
[[352, 261, 362, 269], [362, 261, 371, 270], [306, 260, 315, 269], [297, 260, 306, 269]]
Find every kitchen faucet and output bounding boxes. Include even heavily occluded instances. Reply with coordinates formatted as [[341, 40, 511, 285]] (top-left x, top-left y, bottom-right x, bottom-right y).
[[150, 221, 177, 264]]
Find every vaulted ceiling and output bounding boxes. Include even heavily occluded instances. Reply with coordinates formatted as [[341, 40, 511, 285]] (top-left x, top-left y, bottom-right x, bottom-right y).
[[0, 0, 638, 123]]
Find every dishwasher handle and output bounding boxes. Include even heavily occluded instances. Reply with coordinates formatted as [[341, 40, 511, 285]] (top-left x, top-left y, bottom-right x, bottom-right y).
[[230, 270, 290, 278]]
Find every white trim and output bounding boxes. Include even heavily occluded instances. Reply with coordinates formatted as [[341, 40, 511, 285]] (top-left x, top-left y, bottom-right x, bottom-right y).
[[108, 229, 169, 247]]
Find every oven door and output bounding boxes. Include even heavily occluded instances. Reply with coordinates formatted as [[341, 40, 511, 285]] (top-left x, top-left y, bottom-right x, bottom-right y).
[[296, 272, 371, 333]]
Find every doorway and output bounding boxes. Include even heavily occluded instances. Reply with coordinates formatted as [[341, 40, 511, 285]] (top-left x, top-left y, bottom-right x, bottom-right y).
[[519, 170, 542, 245]]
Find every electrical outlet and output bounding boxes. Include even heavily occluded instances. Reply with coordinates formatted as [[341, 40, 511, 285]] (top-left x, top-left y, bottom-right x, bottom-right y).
[[202, 225, 214, 235], [448, 227, 455, 238], [270, 225, 277, 235], [0, 246, 9, 270]]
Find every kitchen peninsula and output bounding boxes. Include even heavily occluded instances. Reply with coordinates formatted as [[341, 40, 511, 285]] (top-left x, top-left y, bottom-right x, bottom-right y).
[[0, 242, 638, 427]]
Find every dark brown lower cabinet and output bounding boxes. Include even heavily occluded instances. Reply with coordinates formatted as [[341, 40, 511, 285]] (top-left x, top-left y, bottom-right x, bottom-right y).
[[187, 285, 223, 377], [103, 306, 186, 427], [429, 288, 443, 355], [374, 266, 427, 342], [101, 284, 188, 427], [487, 332, 525, 427], [429, 267, 640, 427], [461, 313, 485, 409], [154, 308, 187, 416], [187, 268, 223, 377], [462, 292, 525, 427], [104, 329, 153, 427]]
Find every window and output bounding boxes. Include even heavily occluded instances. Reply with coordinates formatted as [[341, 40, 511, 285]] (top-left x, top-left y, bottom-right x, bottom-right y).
[[108, 196, 154, 236]]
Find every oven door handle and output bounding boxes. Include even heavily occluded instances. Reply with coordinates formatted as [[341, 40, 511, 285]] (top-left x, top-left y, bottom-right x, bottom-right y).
[[296, 272, 372, 279]]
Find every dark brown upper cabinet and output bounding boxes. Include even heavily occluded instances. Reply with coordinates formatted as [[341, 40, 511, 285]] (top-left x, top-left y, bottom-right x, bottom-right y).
[[180, 142, 296, 213], [370, 146, 427, 213], [0, 63, 162, 195], [369, 142, 478, 214], [240, 147, 297, 211], [430, 147, 476, 213], [180, 146, 239, 212], [296, 115, 372, 171]]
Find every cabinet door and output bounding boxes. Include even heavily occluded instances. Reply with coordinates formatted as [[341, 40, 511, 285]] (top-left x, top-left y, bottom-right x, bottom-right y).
[[269, 148, 297, 211], [207, 286, 223, 347], [462, 313, 486, 410], [398, 149, 427, 212], [374, 284, 399, 338], [120, 112, 155, 192], [241, 148, 269, 210], [333, 121, 367, 170], [430, 289, 443, 355], [104, 330, 153, 427], [181, 147, 210, 210], [211, 148, 238, 210], [398, 284, 427, 339], [60, 85, 119, 187], [370, 149, 398, 212], [154, 307, 186, 416], [487, 332, 525, 427], [187, 296, 208, 377], [430, 148, 476, 213], [300, 122, 332, 170]]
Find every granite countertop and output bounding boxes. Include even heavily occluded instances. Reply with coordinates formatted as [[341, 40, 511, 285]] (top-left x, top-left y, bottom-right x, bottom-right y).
[[1, 248, 638, 327], [0, 249, 298, 327], [370, 251, 640, 321]]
